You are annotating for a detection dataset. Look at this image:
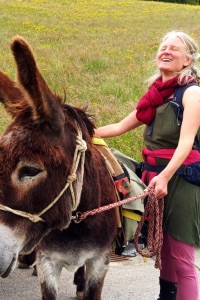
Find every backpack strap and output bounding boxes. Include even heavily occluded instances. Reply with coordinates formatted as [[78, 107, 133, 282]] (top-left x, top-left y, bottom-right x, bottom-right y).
[[167, 83, 196, 125], [168, 83, 200, 152]]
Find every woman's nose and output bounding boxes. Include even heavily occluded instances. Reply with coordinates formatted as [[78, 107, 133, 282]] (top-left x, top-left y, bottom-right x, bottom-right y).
[[163, 48, 171, 54]]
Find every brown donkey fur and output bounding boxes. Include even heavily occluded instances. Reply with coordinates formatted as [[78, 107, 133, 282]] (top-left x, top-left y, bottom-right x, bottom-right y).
[[0, 36, 118, 300]]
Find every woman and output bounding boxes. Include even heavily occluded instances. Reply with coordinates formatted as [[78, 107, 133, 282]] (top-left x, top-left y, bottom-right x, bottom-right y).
[[95, 30, 200, 300]]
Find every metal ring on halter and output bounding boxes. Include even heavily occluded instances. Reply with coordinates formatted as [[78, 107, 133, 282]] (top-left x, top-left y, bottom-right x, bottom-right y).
[[71, 212, 83, 223]]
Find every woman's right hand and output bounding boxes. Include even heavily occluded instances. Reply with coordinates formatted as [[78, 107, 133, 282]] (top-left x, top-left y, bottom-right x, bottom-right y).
[[148, 173, 168, 199]]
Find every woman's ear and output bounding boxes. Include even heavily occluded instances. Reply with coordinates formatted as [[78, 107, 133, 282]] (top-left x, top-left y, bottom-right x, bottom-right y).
[[183, 56, 192, 67]]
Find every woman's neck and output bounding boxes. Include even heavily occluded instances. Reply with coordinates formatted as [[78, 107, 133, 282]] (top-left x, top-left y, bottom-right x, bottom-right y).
[[161, 74, 178, 82]]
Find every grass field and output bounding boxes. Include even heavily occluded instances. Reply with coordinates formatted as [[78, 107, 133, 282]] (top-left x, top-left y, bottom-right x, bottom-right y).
[[1, 0, 200, 161]]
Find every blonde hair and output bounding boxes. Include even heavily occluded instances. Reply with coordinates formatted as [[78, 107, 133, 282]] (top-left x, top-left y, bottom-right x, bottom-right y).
[[147, 30, 200, 86]]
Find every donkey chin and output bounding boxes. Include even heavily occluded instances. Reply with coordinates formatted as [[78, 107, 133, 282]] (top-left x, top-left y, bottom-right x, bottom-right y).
[[0, 223, 47, 278], [0, 225, 23, 278]]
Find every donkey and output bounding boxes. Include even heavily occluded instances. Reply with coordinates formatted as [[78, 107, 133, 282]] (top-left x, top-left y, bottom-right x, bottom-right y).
[[0, 36, 118, 300]]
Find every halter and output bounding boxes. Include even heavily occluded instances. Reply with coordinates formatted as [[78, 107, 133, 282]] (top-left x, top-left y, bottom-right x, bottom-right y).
[[0, 126, 87, 223]]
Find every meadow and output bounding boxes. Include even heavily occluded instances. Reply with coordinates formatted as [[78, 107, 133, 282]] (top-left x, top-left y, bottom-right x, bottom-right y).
[[1, 0, 200, 161]]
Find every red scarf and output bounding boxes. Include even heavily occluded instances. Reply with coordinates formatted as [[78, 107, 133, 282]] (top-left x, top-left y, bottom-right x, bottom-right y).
[[136, 77, 182, 125]]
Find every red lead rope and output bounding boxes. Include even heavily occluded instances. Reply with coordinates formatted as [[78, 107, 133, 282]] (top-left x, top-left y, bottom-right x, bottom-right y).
[[73, 187, 164, 270], [73, 189, 149, 222], [134, 188, 164, 269]]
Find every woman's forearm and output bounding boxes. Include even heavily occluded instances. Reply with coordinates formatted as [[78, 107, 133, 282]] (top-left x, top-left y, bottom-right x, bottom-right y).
[[95, 110, 143, 138], [95, 123, 122, 138]]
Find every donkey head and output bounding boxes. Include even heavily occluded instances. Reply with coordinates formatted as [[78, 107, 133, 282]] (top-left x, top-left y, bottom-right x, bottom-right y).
[[0, 36, 93, 277]]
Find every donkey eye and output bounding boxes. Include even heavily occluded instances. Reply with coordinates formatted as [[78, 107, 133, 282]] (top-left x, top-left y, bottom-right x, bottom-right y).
[[11, 162, 47, 189], [19, 166, 42, 180]]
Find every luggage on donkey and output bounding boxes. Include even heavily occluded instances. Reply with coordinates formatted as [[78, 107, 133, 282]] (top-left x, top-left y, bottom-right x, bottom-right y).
[[110, 148, 146, 256], [92, 138, 146, 257]]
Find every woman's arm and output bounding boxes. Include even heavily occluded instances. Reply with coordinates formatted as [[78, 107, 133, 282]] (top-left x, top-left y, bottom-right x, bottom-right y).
[[148, 86, 200, 198], [95, 109, 143, 138]]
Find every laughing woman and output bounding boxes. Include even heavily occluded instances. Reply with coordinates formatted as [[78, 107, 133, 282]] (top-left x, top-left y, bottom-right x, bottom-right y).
[[95, 31, 200, 300]]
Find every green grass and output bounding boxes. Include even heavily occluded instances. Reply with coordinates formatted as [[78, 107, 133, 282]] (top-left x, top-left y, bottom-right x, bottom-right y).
[[1, 0, 200, 161]]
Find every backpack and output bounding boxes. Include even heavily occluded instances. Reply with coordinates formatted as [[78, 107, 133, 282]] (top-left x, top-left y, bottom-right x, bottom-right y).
[[140, 83, 200, 186]]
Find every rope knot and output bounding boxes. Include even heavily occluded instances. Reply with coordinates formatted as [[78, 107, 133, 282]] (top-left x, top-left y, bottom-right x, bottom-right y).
[[76, 136, 87, 152], [67, 173, 76, 184]]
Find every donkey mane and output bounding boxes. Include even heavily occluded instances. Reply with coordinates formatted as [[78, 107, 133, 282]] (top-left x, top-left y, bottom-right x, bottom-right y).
[[63, 104, 95, 139]]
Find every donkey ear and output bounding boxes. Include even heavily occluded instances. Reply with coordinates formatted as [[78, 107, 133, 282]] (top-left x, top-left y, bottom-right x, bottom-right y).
[[11, 36, 59, 122], [0, 71, 28, 117]]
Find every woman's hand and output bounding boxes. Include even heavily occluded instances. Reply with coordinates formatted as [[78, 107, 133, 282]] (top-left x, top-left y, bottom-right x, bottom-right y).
[[148, 174, 168, 199]]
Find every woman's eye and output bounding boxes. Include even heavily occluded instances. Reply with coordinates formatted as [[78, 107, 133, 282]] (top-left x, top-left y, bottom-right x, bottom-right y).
[[19, 166, 42, 180]]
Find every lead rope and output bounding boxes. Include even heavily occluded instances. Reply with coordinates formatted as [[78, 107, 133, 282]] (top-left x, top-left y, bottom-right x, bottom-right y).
[[134, 187, 164, 269], [72, 187, 164, 269]]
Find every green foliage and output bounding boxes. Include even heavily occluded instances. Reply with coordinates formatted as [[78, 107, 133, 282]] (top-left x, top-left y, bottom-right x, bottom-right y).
[[0, 0, 200, 161], [146, 0, 199, 5]]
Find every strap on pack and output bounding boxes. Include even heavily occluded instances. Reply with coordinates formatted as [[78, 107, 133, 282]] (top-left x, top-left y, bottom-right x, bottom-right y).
[[141, 162, 195, 177], [168, 83, 200, 151], [92, 137, 131, 196], [168, 83, 196, 125]]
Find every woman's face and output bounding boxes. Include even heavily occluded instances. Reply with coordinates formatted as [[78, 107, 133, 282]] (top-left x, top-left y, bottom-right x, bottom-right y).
[[156, 35, 192, 81]]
